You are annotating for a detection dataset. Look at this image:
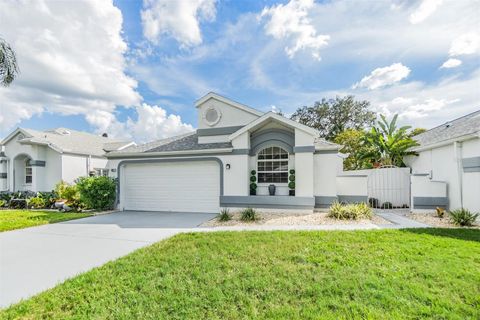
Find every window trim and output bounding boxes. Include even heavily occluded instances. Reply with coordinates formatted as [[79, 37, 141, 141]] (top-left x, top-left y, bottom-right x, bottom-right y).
[[94, 168, 109, 177], [256, 146, 289, 185], [25, 160, 32, 185]]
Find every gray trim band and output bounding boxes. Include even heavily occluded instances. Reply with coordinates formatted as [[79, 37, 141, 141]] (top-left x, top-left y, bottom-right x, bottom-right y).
[[412, 173, 429, 176], [314, 149, 338, 154], [337, 195, 368, 203], [28, 160, 46, 167], [250, 129, 295, 156], [462, 156, 480, 172], [337, 174, 368, 178], [413, 197, 448, 209], [231, 149, 250, 155], [294, 146, 315, 153], [314, 196, 337, 208], [220, 195, 314, 209], [116, 157, 224, 205], [197, 126, 244, 136], [0, 172, 6, 179]]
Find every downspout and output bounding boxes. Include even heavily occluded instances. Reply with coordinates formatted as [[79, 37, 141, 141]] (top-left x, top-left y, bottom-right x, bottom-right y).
[[454, 141, 463, 209]]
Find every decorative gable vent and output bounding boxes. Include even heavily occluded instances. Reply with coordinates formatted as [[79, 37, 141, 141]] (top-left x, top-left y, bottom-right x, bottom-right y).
[[203, 106, 221, 126]]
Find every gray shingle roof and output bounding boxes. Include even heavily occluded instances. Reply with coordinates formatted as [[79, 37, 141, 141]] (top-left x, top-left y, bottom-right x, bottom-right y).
[[412, 110, 480, 149], [4, 127, 133, 157]]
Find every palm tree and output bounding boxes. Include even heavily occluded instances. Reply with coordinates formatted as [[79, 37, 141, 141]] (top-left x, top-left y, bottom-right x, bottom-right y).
[[360, 114, 419, 167], [0, 37, 19, 86]]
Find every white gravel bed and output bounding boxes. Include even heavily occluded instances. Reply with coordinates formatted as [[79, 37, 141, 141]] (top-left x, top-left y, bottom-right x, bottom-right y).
[[406, 213, 480, 229]]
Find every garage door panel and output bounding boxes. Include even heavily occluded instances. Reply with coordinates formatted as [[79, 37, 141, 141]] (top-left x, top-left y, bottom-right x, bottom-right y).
[[122, 161, 220, 213]]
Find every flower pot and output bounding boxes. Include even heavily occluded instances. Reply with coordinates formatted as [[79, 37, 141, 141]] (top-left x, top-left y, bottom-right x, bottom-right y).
[[268, 184, 276, 196], [289, 190, 295, 196]]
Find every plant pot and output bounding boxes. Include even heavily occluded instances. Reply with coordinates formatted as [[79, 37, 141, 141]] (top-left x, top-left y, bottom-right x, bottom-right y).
[[250, 189, 256, 196], [268, 184, 276, 196], [289, 190, 295, 196]]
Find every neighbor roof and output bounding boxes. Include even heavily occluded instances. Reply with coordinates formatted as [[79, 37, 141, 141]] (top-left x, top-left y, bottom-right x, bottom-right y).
[[1, 127, 133, 157], [412, 110, 480, 150]]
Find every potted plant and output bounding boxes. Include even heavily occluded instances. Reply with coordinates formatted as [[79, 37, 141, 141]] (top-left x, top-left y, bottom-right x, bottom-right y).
[[250, 170, 257, 195], [288, 169, 295, 196], [268, 184, 276, 196]]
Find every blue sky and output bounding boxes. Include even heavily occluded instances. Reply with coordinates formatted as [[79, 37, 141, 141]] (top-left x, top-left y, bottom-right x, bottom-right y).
[[0, 0, 479, 142]]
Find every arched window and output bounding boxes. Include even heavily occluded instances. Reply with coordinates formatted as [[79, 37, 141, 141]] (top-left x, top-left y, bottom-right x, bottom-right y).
[[257, 146, 289, 183]]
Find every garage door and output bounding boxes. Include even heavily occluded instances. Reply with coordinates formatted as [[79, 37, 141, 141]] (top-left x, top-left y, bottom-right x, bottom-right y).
[[121, 161, 220, 213]]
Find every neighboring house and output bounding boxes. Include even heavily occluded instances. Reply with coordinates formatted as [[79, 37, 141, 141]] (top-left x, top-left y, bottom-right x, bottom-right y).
[[405, 110, 480, 212], [0, 128, 134, 192], [106, 92, 351, 214]]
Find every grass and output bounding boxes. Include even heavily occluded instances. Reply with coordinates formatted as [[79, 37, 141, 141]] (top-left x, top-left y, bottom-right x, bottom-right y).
[[0, 210, 92, 232], [1, 229, 479, 319]]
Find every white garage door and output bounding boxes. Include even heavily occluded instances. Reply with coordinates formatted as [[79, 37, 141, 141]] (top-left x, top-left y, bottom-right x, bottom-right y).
[[121, 161, 220, 213]]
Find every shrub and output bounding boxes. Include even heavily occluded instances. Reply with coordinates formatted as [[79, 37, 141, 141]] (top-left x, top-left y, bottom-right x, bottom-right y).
[[0, 192, 14, 202], [250, 170, 257, 194], [328, 201, 373, 220], [76, 176, 116, 210], [250, 183, 257, 191], [27, 196, 46, 209], [449, 209, 479, 227], [368, 198, 379, 208], [218, 208, 231, 222], [0, 199, 6, 207], [240, 208, 258, 221], [250, 175, 256, 182], [288, 181, 295, 189], [55, 181, 83, 210], [9, 199, 27, 209], [435, 207, 446, 218], [381, 202, 393, 209], [37, 191, 57, 208]]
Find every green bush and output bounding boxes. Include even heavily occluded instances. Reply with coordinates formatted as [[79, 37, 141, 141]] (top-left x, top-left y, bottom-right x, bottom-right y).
[[289, 175, 295, 181], [381, 202, 393, 209], [288, 181, 295, 189], [218, 208, 231, 222], [250, 183, 257, 190], [449, 209, 479, 227], [250, 170, 256, 175], [240, 208, 258, 221], [76, 176, 116, 210], [0, 199, 6, 207], [27, 196, 46, 209], [37, 191, 57, 208], [55, 181, 79, 202], [289, 169, 295, 175], [328, 201, 372, 220], [250, 175, 256, 182]]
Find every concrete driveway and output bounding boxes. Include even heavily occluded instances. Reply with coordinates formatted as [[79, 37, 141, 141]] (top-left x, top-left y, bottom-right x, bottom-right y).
[[0, 211, 216, 308]]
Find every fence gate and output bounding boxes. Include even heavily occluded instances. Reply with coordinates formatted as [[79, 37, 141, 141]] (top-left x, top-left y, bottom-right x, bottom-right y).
[[367, 166, 411, 209]]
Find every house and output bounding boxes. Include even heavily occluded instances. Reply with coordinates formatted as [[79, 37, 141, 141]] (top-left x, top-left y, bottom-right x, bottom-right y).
[[106, 92, 360, 214], [0, 127, 134, 192], [405, 110, 480, 212]]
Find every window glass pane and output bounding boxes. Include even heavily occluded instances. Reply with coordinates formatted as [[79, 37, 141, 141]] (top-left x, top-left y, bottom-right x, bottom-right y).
[[26, 168, 32, 175], [25, 176, 32, 184]]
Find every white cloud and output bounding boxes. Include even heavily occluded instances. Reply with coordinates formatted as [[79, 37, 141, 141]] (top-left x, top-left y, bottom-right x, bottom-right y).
[[353, 63, 411, 90], [440, 58, 462, 69], [141, 0, 216, 47], [0, 0, 141, 134], [409, 0, 443, 24], [261, 0, 329, 60], [448, 32, 480, 56]]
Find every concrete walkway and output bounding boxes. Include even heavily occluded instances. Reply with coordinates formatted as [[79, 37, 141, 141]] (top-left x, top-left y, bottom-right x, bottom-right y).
[[0, 210, 428, 308], [376, 212, 430, 228]]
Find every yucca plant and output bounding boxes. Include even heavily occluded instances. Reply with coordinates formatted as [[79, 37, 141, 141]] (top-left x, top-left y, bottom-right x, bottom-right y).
[[240, 208, 258, 221], [218, 208, 231, 222], [449, 209, 479, 227]]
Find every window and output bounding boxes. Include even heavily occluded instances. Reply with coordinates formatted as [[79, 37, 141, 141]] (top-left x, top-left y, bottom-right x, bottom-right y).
[[257, 147, 289, 183], [25, 161, 32, 184], [95, 168, 109, 177]]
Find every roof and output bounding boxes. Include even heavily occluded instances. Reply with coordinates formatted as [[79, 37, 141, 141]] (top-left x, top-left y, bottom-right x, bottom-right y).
[[107, 132, 232, 157], [1, 127, 133, 157], [314, 138, 340, 150], [229, 112, 320, 140], [412, 110, 480, 150], [195, 92, 264, 117]]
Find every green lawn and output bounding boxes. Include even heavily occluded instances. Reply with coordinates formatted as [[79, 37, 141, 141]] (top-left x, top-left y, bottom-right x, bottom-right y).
[[0, 210, 92, 232], [2, 229, 479, 319]]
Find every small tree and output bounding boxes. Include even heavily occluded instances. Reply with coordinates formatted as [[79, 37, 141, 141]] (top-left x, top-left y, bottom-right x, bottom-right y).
[[359, 114, 419, 167], [334, 129, 375, 170], [0, 37, 19, 86], [76, 176, 116, 210]]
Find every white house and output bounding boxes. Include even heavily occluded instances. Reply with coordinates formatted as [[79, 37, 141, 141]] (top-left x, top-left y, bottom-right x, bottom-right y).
[[0, 127, 134, 192], [405, 110, 480, 212], [106, 92, 365, 214]]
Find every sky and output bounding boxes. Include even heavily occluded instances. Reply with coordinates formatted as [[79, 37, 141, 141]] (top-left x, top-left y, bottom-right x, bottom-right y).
[[0, 0, 479, 143]]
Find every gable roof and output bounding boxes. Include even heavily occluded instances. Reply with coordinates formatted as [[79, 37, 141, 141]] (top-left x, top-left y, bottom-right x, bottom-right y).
[[195, 92, 264, 117], [106, 131, 232, 157], [1, 127, 134, 157], [229, 112, 320, 140], [412, 110, 480, 150]]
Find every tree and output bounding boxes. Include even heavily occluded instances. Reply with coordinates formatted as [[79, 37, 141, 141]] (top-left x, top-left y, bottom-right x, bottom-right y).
[[291, 96, 376, 140], [0, 37, 19, 86], [334, 129, 375, 170], [359, 114, 419, 167], [409, 127, 426, 138]]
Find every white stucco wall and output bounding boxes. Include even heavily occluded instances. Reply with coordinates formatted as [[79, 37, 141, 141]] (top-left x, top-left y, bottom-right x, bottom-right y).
[[314, 153, 340, 196], [406, 137, 480, 212], [295, 152, 314, 197], [294, 129, 314, 146], [336, 176, 368, 196], [61, 154, 108, 184], [197, 98, 259, 129]]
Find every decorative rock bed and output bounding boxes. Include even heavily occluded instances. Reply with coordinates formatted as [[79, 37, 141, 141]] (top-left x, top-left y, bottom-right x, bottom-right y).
[[406, 213, 480, 229]]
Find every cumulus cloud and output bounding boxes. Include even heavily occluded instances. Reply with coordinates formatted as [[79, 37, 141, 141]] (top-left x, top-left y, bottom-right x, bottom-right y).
[[409, 0, 443, 24], [141, 0, 217, 47], [440, 58, 462, 69], [448, 32, 480, 56], [0, 0, 141, 134], [261, 0, 329, 60], [353, 63, 411, 90]]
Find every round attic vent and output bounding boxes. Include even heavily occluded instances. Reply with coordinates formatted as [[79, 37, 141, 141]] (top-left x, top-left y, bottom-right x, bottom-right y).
[[203, 106, 221, 126]]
